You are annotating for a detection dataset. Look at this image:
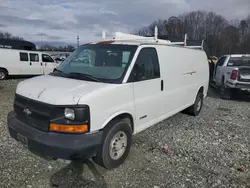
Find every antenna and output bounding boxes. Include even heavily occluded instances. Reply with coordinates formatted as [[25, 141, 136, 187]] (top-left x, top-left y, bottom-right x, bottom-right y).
[[77, 35, 79, 48], [154, 26, 158, 41]]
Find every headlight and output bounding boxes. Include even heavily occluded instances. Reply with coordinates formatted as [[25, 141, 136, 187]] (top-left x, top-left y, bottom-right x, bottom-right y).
[[64, 108, 75, 120], [50, 106, 90, 133]]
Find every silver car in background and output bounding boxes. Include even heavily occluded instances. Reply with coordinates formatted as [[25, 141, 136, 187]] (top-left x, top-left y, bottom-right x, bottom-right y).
[[212, 54, 250, 99]]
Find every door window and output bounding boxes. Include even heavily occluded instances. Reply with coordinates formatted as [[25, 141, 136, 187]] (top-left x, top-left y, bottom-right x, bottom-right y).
[[29, 53, 39, 62], [20, 52, 28, 61], [214, 56, 227, 76], [128, 47, 160, 82], [216, 56, 226, 66], [42, 54, 55, 63]]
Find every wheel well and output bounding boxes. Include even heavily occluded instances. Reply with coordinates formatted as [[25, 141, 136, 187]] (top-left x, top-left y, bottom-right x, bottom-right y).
[[198, 86, 204, 94], [0, 68, 8, 74], [105, 113, 134, 133]]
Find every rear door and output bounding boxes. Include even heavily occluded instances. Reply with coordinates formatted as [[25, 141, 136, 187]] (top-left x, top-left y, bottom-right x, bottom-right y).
[[42, 54, 57, 74], [29, 53, 42, 75], [128, 47, 164, 131]]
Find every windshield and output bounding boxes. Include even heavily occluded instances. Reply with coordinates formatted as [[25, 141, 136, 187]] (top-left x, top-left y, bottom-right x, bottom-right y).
[[227, 56, 250, 67], [54, 44, 138, 83]]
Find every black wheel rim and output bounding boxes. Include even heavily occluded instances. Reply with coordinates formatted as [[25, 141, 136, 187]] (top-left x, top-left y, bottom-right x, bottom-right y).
[[0, 72, 5, 79]]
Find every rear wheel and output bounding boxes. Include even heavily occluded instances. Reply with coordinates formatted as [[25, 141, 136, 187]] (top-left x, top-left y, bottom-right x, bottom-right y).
[[185, 91, 204, 116], [0, 69, 7, 80], [93, 118, 132, 169]]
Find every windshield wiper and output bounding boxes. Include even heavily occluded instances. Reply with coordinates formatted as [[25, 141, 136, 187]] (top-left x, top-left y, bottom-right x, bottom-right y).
[[69, 72, 101, 82], [51, 68, 67, 77]]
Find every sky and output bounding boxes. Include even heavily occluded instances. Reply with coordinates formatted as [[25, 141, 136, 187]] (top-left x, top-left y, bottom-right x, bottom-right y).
[[0, 0, 249, 47]]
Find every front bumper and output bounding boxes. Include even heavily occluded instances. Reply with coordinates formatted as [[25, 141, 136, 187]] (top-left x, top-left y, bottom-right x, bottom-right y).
[[7, 111, 103, 161]]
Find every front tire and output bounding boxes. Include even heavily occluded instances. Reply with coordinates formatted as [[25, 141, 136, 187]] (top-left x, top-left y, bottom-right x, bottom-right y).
[[93, 118, 132, 169]]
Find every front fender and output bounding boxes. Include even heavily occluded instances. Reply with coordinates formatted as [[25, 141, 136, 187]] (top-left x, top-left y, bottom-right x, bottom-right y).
[[100, 110, 135, 130]]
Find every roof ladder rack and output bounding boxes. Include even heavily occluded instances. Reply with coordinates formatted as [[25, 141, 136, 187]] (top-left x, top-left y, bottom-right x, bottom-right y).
[[100, 26, 163, 42], [100, 28, 204, 50], [185, 38, 204, 50], [169, 33, 187, 45]]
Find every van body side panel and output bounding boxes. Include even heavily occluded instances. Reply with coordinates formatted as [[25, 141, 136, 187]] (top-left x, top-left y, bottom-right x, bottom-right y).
[[135, 46, 208, 134], [0, 50, 22, 75], [156, 46, 197, 113], [78, 83, 135, 132], [178, 48, 209, 100], [133, 46, 209, 134], [195, 50, 209, 97]]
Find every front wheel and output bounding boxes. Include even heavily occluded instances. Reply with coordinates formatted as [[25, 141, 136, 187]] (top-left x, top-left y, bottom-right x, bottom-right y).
[[93, 118, 132, 169]]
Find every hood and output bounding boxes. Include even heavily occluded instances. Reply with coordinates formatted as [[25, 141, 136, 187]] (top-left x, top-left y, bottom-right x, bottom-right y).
[[16, 75, 110, 105]]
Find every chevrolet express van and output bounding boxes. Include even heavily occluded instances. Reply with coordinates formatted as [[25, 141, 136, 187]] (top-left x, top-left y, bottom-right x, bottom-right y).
[[7, 31, 209, 169], [0, 48, 57, 80]]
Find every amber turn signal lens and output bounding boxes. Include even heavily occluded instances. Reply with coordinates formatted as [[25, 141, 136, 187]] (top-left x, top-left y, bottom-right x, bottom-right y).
[[49, 123, 88, 133]]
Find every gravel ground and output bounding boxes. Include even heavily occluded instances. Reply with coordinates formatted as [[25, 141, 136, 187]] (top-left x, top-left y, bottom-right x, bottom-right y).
[[0, 79, 250, 188]]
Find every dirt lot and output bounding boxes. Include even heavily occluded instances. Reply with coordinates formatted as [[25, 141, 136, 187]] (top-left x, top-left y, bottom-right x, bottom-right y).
[[0, 79, 250, 188]]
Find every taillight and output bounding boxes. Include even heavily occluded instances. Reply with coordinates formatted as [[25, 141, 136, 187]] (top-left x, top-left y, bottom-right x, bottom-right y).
[[230, 70, 239, 80]]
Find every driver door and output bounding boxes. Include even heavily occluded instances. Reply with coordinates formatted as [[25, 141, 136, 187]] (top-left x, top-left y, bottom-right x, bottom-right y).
[[214, 56, 227, 86], [128, 47, 164, 132], [42, 54, 58, 74]]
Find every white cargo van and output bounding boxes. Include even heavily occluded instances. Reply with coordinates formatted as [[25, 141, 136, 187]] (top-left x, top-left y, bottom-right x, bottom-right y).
[[0, 48, 58, 80], [7, 29, 209, 169]]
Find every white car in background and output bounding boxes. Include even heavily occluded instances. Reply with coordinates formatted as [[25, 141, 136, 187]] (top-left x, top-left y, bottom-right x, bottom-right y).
[[0, 48, 58, 80], [212, 54, 250, 99]]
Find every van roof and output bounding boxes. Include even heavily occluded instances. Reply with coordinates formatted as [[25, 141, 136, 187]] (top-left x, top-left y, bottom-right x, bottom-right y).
[[84, 39, 204, 52], [86, 40, 170, 46]]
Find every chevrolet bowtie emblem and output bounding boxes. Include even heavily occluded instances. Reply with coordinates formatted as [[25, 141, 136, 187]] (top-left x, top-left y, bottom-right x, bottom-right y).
[[23, 108, 32, 115]]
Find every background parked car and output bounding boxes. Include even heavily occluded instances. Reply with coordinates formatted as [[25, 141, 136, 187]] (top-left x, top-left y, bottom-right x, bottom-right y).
[[211, 54, 250, 99]]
